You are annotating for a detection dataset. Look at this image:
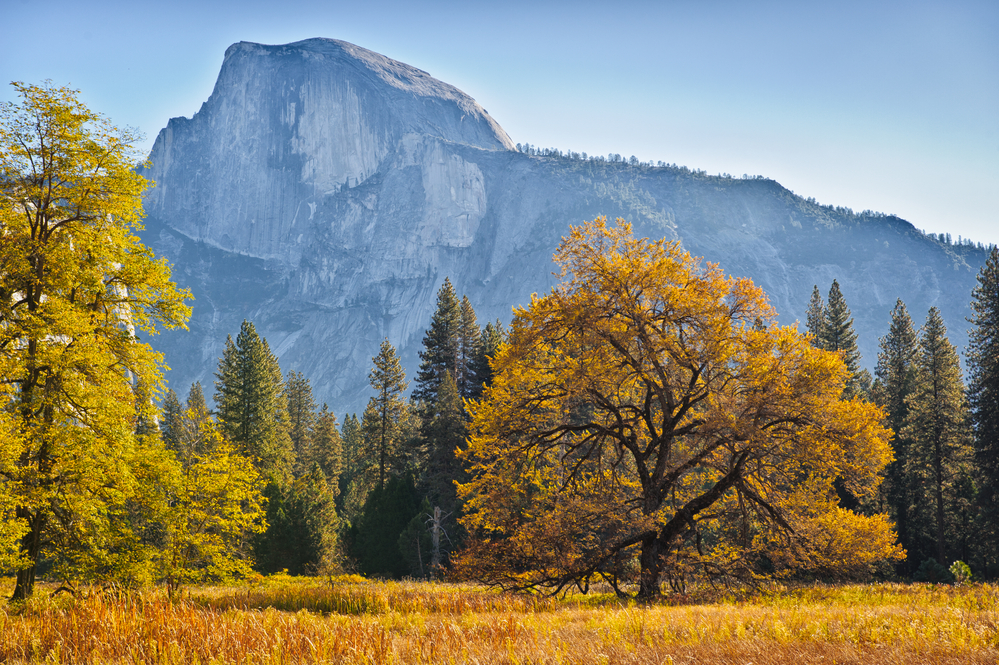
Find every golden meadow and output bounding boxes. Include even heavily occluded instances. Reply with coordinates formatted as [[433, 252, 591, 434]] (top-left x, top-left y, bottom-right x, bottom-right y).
[[2, 576, 997, 664]]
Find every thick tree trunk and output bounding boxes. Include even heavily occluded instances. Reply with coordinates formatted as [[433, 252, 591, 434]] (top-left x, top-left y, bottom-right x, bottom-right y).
[[637, 534, 668, 599], [11, 509, 44, 601]]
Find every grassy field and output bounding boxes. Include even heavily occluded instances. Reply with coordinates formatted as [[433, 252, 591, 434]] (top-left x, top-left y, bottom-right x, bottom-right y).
[[1, 576, 997, 664]]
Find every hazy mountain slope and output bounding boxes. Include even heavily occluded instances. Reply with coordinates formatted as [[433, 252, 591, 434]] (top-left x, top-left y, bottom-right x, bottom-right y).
[[139, 39, 988, 415]]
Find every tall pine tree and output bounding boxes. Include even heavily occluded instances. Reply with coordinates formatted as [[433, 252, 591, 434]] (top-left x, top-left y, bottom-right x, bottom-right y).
[[309, 404, 343, 486], [338, 413, 373, 527], [457, 296, 482, 399], [213, 320, 294, 482], [284, 370, 318, 478], [364, 339, 409, 490], [968, 246, 999, 574], [469, 320, 506, 399], [815, 280, 870, 398], [413, 278, 461, 406], [902, 308, 973, 568], [872, 299, 918, 570], [806, 285, 826, 342], [160, 389, 184, 454]]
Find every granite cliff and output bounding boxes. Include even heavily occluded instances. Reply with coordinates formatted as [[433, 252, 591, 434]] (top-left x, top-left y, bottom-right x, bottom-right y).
[[139, 38, 989, 415]]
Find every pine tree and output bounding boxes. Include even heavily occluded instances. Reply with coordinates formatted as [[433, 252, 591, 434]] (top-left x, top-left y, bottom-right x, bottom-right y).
[[421, 373, 467, 564], [160, 389, 184, 454], [284, 371, 318, 477], [254, 463, 339, 575], [822, 280, 862, 374], [469, 320, 506, 399], [175, 382, 213, 461], [213, 321, 294, 481], [186, 382, 208, 414], [457, 296, 481, 399], [352, 472, 420, 578], [424, 373, 466, 514], [806, 285, 826, 343], [413, 278, 461, 406], [902, 308, 973, 567], [968, 246, 999, 573], [310, 404, 343, 486], [820, 280, 869, 398], [872, 299, 918, 569], [365, 339, 409, 490], [338, 413, 373, 527]]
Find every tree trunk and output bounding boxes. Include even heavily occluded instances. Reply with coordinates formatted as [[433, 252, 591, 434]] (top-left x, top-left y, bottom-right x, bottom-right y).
[[934, 434, 946, 565], [637, 534, 667, 599], [11, 508, 44, 601]]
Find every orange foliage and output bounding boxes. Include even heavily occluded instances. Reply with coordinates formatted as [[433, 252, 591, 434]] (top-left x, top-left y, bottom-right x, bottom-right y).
[[457, 218, 902, 597]]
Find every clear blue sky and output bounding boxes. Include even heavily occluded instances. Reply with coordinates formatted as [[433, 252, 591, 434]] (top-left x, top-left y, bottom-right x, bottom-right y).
[[4, 0, 997, 245]]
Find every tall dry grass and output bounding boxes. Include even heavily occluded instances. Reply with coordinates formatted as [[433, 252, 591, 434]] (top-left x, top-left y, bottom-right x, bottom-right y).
[[1, 577, 996, 664]]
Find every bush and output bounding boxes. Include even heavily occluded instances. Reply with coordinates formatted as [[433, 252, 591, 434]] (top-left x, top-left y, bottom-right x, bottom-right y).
[[913, 558, 954, 583]]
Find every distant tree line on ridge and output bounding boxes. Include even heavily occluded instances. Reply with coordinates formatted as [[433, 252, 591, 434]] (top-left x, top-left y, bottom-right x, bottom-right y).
[[514, 143, 996, 253]]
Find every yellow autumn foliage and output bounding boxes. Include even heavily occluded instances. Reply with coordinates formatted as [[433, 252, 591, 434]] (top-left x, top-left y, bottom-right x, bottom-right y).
[[457, 217, 902, 597], [0, 82, 192, 598]]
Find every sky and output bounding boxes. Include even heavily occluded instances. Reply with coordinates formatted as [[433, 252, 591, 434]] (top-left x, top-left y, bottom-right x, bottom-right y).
[[3, 0, 997, 246]]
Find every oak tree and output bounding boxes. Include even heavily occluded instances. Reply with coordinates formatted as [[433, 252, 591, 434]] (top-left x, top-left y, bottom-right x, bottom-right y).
[[0, 82, 191, 599], [457, 218, 901, 598]]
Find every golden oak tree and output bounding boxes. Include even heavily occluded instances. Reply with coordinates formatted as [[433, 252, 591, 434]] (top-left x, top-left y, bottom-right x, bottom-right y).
[[0, 82, 191, 599], [457, 218, 902, 598]]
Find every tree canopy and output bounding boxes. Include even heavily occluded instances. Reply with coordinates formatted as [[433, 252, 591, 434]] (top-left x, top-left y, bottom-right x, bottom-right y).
[[0, 82, 191, 599], [457, 218, 901, 598]]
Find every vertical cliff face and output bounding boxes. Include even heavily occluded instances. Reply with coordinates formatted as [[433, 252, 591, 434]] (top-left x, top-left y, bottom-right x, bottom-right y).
[[142, 38, 512, 262], [141, 39, 988, 416]]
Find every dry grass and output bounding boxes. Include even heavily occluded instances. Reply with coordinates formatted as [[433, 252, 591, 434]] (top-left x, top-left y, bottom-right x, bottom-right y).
[[1, 576, 996, 664]]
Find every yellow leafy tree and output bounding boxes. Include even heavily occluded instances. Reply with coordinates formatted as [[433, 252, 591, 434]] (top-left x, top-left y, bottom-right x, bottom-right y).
[[0, 82, 191, 599], [158, 412, 266, 598], [456, 218, 903, 598]]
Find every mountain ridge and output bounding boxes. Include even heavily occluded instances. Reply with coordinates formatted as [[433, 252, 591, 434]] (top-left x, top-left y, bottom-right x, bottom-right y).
[[138, 39, 989, 416]]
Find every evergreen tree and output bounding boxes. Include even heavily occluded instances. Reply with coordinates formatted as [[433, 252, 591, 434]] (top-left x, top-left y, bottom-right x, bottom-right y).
[[421, 373, 467, 562], [822, 280, 862, 374], [872, 299, 918, 570], [365, 339, 409, 490], [186, 382, 208, 414], [163, 383, 213, 463], [902, 308, 973, 567], [413, 278, 461, 406], [213, 321, 294, 481], [424, 374, 466, 513], [352, 472, 420, 578], [398, 497, 435, 578], [310, 404, 343, 486], [285, 370, 318, 477], [806, 285, 826, 342], [469, 320, 506, 399], [968, 246, 999, 574], [338, 413, 373, 527], [178, 382, 213, 461], [820, 280, 869, 398], [254, 463, 339, 575], [160, 389, 184, 453], [457, 296, 482, 399]]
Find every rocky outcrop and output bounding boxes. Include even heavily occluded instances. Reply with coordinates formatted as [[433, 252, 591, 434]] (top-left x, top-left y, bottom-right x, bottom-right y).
[[140, 39, 989, 416]]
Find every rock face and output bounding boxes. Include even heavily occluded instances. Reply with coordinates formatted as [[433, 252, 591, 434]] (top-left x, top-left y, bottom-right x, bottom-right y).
[[140, 38, 989, 416]]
